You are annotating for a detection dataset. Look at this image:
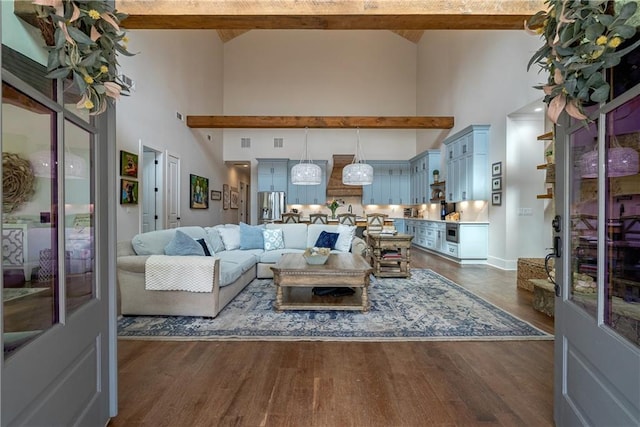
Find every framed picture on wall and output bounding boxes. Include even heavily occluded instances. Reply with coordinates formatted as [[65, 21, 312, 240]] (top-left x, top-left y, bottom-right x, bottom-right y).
[[120, 179, 138, 204], [492, 192, 502, 206], [211, 190, 222, 201], [491, 177, 502, 191], [230, 187, 239, 209], [120, 150, 138, 178], [223, 184, 230, 210], [190, 174, 209, 209], [492, 161, 502, 177]]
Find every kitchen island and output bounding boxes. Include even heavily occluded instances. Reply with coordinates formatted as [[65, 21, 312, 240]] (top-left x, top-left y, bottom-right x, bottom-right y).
[[401, 218, 489, 264]]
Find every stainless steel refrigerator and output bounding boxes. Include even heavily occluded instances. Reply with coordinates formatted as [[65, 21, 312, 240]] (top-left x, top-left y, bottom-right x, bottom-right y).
[[257, 191, 286, 223]]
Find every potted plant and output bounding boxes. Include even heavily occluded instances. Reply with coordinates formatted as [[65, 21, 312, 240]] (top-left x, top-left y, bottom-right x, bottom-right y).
[[432, 169, 440, 183], [526, 0, 640, 123], [545, 148, 554, 164], [32, 0, 135, 115]]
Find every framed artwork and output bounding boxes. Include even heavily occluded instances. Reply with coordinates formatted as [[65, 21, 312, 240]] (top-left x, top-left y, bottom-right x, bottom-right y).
[[120, 179, 138, 204], [211, 190, 222, 201], [492, 192, 502, 206], [190, 174, 209, 209], [492, 161, 502, 177], [223, 184, 230, 210], [230, 187, 239, 209], [491, 177, 502, 191], [120, 150, 138, 177]]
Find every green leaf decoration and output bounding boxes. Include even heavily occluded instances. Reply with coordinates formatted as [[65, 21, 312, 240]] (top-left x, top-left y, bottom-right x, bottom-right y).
[[585, 23, 605, 40], [613, 24, 637, 39], [66, 26, 95, 46], [590, 84, 610, 102], [78, 50, 102, 67], [46, 67, 71, 79], [618, 1, 638, 20]]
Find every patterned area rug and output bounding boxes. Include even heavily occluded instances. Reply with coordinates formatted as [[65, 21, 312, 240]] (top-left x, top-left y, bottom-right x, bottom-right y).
[[118, 269, 553, 342], [3, 287, 48, 303]]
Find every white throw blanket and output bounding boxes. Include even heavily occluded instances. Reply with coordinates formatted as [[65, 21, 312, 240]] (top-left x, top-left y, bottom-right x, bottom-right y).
[[145, 255, 216, 293]]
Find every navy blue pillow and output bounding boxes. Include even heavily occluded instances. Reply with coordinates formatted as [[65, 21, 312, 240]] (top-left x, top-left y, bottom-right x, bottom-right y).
[[314, 231, 339, 249], [196, 238, 212, 256]]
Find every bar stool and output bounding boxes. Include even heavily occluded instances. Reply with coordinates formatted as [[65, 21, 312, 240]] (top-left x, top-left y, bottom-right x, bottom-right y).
[[281, 213, 301, 223], [309, 213, 328, 224], [337, 213, 357, 226]]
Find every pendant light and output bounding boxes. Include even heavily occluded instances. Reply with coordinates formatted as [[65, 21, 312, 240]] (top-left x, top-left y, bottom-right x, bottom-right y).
[[342, 128, 373, 185], [291, 127, 322, 185], [580, 136, 639, 178], [30, 148, 87, 180]]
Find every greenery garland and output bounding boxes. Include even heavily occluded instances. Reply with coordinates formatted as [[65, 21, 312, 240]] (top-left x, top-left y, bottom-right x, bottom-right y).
[[33, 0, 135, 115], [526, 0, 640, 123]]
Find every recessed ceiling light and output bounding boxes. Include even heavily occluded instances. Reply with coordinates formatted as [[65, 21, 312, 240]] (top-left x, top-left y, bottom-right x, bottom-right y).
[[534, 107, 543, 112]]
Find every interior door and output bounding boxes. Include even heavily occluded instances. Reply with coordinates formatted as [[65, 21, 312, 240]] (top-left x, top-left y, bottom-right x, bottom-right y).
[[167, 153, 180, 228], [2, 76, 112, 424], [142, 149, 157, 232], [554, 89, 640, 425]]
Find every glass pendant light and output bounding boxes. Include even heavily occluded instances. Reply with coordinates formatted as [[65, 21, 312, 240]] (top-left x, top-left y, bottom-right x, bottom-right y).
[[342, 128, 373, 185], [291, 127, 321, 185]]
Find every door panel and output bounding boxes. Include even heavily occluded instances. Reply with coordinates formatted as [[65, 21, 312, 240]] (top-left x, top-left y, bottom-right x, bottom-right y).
[[167, 153, 180, 228], [2, 75, 111, 425], [555, 89, 640, 426], [142, 150, 157, 232]]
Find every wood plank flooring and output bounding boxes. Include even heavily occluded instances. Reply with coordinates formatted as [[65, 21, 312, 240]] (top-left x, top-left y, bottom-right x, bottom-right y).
[[110, 248, 555, 427]]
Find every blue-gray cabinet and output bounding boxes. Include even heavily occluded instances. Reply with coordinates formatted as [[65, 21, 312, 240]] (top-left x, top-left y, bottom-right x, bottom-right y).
[[286, 160, 328, 204], [361, 161, 410, 205], [409, 150, 440, 205], [444, 125, 490, 202], [257, 159, 289, 192]]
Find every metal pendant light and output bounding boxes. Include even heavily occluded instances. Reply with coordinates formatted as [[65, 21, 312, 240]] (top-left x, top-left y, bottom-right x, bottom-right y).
[[342, 128, 373, 185], [291, 127, 321, 185]]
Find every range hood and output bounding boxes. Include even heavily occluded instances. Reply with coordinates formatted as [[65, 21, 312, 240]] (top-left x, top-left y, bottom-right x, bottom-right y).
[[326, 154, 363, 197]]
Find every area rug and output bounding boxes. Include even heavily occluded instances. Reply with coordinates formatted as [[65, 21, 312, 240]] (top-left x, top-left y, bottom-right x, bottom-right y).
[[3, 287, 48, 303], [118, 269, 553, 342]]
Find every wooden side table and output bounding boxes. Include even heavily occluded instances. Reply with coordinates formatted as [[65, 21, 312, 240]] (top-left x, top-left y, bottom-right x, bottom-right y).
[[367, 233, 413, 278]]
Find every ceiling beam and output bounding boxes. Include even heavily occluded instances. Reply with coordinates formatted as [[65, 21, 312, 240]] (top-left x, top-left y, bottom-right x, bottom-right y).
[[186, 116, 454, 129], [121, 14, 534, 30]]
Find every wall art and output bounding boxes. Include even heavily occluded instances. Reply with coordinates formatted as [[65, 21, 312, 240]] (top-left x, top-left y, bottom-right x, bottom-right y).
[[223, 184, 230, 210], [120, 150, 138, 177], [120, 179, 138, 204], [190, 174, 209, 209]]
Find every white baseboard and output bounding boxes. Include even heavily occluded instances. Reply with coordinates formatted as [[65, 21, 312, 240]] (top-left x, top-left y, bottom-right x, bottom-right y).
[[487, 256, 517, 271]]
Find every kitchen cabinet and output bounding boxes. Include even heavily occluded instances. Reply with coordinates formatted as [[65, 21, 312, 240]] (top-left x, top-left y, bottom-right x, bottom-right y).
[[409, 150, 440, 205], [406, 218, 488, 263], [257, 159, 289, 192], [362, 161, 410, 205], [286, 160, 328, 204], [444, 125, 490, 202]]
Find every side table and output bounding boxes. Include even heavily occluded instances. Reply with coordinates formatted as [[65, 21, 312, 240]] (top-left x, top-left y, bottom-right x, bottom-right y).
[[367, 233, 413, 278]]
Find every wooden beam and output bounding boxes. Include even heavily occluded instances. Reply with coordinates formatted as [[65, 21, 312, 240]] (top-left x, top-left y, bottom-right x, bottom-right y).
[[122, 14, 533, 30], [186, 116, 454, 129]]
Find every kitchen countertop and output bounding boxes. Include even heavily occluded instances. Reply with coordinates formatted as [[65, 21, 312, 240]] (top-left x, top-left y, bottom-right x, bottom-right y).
[[401, 217, 490, 224]]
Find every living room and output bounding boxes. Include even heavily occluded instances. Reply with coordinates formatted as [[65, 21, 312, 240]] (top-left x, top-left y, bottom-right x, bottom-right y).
[[115, 27, 550, 269]]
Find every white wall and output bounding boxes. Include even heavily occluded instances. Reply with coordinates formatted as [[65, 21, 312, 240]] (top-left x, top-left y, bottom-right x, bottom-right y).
[[417, 30, 547, 268], [222, 30, 420, 223], [1, 1, 48, 65], [116, 30, 227, 241]]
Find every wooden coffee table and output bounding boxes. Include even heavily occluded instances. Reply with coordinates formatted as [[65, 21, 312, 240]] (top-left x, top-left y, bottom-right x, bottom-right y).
[[271, 253, 373, 312]]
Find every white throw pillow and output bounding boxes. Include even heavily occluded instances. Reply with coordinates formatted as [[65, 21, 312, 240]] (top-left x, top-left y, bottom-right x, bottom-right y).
[[217, 226, 241, 250], [334, 224, 356, 252], [263, 228, 285, 251]]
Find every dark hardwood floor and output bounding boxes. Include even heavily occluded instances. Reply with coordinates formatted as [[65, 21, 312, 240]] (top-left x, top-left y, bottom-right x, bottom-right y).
[[111, 248, 555, 427]]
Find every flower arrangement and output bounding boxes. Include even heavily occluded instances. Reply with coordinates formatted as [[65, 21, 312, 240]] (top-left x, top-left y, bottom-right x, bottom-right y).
[[33, 0, 135, 115], [526, 0, 640, 123], [326, 199, 343, 218]]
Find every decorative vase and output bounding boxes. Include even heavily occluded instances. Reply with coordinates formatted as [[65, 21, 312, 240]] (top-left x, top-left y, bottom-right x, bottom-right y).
[[331, 210, 337, 219]]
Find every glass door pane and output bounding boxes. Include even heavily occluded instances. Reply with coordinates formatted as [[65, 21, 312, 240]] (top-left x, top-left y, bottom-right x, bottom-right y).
[[604, 95, 640, 347], [569, 121, 599, 318], [2, 82, 58, 357], [64, 120, 95, 315]]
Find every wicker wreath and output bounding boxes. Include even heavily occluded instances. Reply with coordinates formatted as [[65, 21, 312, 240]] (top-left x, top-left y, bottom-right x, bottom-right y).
[[3, 152, 36, 213]]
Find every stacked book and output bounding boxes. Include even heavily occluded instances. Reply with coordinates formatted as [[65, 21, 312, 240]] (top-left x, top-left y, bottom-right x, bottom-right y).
[[381, 250, 402, 259]]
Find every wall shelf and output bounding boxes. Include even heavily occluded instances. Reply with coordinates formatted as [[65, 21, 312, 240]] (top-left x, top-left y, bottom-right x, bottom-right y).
[[537, 131, 554, 141]]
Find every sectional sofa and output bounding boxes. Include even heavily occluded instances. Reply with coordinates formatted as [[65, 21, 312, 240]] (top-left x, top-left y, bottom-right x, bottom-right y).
[[116, 223, 367, 318]]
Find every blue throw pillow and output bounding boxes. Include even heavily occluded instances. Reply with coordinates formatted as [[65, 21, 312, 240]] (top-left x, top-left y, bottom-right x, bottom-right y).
[[165, 230, 205, 256], [314, 231, 339, 249], [240, 222, 265, 250], [196, 238, 213, 256]]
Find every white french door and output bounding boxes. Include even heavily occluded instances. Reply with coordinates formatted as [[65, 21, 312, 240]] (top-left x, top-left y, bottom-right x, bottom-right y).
[[554, 86, 640, 425]]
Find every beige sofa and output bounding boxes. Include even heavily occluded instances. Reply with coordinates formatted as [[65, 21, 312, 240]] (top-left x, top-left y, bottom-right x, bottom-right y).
[[116, 223, 366, 318]]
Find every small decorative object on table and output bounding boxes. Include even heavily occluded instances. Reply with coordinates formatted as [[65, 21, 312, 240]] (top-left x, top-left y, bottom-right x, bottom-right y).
[[326, 199, 342, 219], [303, 247, 330, 265]]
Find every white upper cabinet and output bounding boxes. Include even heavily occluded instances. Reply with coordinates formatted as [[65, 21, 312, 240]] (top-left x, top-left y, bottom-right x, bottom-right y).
[[444, 125, 490, 202]]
